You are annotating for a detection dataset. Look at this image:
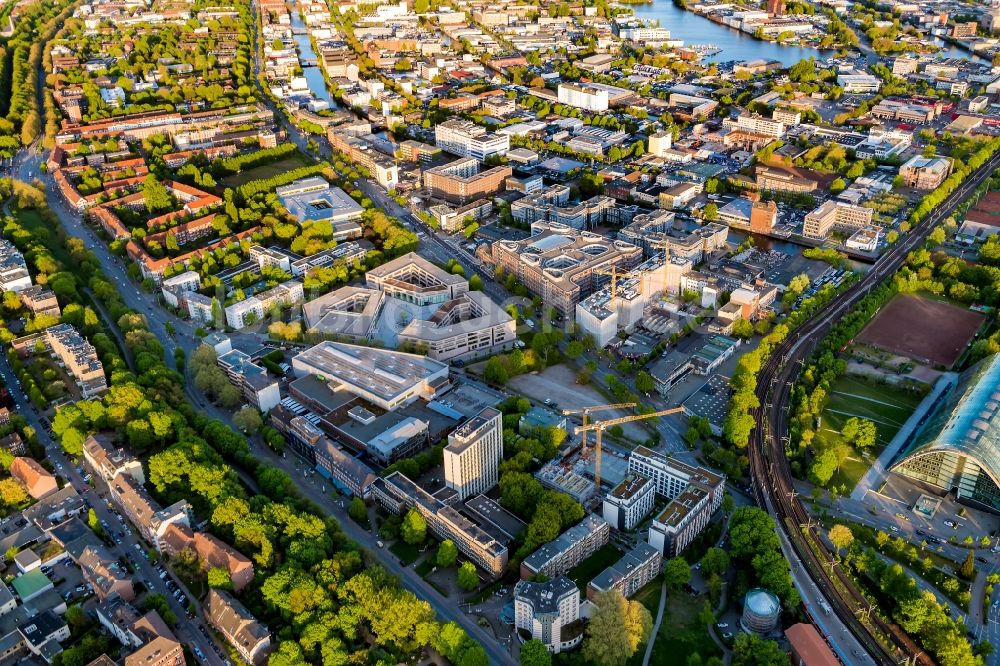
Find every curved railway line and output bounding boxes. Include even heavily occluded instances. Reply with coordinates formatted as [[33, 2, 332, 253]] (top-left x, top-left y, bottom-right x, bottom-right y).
[[749, 151, 1000, 665]]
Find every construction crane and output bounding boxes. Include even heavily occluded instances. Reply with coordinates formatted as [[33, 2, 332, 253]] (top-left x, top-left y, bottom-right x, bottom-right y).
[[593, 265, 622, 299], [575, 407, 686, 494], [562, 403, 637, 456]]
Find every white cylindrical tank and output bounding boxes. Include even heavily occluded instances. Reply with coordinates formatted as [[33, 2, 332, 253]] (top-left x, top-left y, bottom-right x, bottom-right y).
[[741, 588, 781, 634]]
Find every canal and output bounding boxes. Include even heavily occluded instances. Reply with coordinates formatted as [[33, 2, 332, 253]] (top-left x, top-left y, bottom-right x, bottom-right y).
[[288, 0, 335, 105]]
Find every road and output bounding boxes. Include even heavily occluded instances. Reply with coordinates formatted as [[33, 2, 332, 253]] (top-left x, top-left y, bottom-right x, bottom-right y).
[[0, 346, 229, 666], [750, 148, 1000, 665]]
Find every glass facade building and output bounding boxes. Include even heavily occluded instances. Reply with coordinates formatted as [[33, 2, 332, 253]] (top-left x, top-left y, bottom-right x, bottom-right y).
[[892, 354, 1000, 513]]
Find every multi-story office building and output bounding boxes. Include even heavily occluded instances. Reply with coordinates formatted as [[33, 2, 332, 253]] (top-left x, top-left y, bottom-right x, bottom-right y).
[[803, 200, 875, 239], [365, 252, 467, 304], [628, 447, 725, 556], [617, 211, 728, 262], [575, 254, 691, 348], [514, 577, 583, 654], [557, 83, 609, 112], [371, 472, 514, 577], [511, 185, 631, 230], [722, 114, 785, 138], [587, 542, 662, 600], [899, 155, 952, 190], [424, 158, 512, 205], [434, 119, 509, 161], [45, 324, 107, 398], [216, 349, 281, 412], [444, 408, 503, 501], [603, 473, 656, 530], [487, 222, 643, 316], [291, 341, 449, 411], [836, 74, 881, 93], [327, 131, 399, 189], [520, 514, 610, 579]]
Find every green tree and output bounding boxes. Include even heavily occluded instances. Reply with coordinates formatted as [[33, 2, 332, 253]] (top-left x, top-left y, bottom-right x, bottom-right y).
[[520, 639, 552, 666], [469, 274, 483, 291], [733, 633, 787, 666], [348, 496, 367, 523], [830, 178, 846, 194], [700, 548, 730, 577], [437, 539, 458, 568], [401, 508, 427, 544], [703, 203, 719, 221], [635, 371, 655, 394], [142, 175, 172, 213], [565, 340, 584, 359], [457, 561, 479, 590], [960, 549, 976, 579], [663, 557, 691, 589], [207, 567, 233, 590], [232, 407, 262, 434], [582, 590, 652, 666], [732, 318, 755, 339]]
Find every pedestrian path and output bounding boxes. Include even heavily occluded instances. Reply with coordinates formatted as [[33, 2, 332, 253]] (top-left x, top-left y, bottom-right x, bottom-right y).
[[641, 580, 667, 666]]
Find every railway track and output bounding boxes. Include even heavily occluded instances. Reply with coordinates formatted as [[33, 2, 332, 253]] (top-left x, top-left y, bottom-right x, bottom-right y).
[[748, 151, 1000, 665]]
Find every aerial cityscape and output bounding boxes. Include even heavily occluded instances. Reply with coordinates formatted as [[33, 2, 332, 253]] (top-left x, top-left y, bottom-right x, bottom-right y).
[[0, 0, 993, 663]]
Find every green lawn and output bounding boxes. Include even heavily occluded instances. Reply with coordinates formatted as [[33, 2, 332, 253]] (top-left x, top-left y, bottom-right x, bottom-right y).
[[567, 544, 623, 590], [389, 540, 420, 565], [219, 155, 313, 188], [814, 375, 924, 490], [628, 578, 721, 666]]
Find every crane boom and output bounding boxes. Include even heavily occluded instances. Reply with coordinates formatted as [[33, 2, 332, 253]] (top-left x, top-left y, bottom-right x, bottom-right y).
[[561, 403, 637, 461], [575, 406, 685, 432], [561, 403, 637, 416], [575, 406, 686, 494]]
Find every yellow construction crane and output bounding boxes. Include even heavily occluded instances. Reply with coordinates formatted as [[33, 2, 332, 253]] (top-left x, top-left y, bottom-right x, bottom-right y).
[[593, 265, 621, 299], [575, 407, 686, 493], [562, 403, 637, 456]]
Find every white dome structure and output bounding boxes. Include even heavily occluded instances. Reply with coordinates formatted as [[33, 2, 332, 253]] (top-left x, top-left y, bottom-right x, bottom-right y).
[[741, 588, 781, 634]]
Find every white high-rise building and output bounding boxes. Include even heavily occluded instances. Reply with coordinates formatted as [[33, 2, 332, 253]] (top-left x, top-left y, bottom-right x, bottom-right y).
[[435, 119, 509, 161], [443, 407, 503, 500], [648, 130, 673, 157], [557, 83, 609, 112]]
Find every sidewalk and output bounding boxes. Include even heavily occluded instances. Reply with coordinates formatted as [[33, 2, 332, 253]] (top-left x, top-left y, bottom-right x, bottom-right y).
[[850, 373, 956, 502]]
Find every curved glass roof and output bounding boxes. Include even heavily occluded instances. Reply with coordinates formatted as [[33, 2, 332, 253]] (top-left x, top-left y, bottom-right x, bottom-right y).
[[895, 354, 1000, 479], [744, 588, 780, 616]]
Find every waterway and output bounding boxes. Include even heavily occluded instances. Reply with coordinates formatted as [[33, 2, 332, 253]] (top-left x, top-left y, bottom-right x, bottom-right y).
[[288, 0, 334, 105], [631, 1, 832, 66], [630, 0, 980, 66]]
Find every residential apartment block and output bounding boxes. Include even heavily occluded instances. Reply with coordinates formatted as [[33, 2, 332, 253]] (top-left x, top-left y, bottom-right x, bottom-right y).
[[109, 473, 191, 554], [216, 349, 282, 412], [225, 280, 304, 329], [514, 577, 583, 654], [45, 324, 107, 398], [587, 542, 663, 600], [628, 447, 725, 557], [371, 472, 515, 577], [204, 590, 272, 666], [0, 239, 32, 292], [603, 473, 656, 530], [18, 285, 60, 318], [520, 514, 610, 579]]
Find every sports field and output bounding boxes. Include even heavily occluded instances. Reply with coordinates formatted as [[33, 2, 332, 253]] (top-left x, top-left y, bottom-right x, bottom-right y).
[[855, 294, 984, 368], [814, 375, 923, 490], [219, 155, 313, 188]]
